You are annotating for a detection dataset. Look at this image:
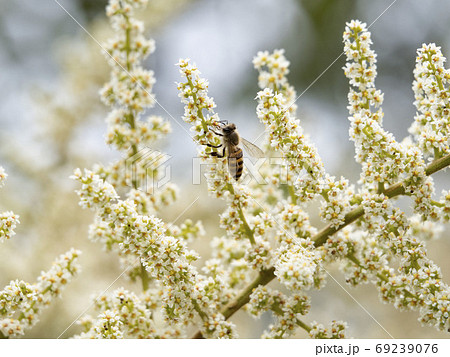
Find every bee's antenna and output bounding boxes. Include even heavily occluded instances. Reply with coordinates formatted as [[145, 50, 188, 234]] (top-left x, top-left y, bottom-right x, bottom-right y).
[[218, 120, 228, 125]]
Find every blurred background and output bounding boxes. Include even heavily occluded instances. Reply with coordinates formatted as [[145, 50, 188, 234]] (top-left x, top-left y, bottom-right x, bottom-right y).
[[0, 0, 449, 338]]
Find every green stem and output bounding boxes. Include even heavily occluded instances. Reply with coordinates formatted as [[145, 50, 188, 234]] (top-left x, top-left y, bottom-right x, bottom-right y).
[[192, 299, 209, 321], [223, 267, 276, 320], [296, 319, 312, 333], [427, 53, 445, 92], [271, 305, 312, 334], [139, 262, 150, 291], [122, 22, 153, 290], [425, 153, 450, 176], [314, 206, 364, 247], [288, 184, 298, 204], [124, 18, 131, 72], [431, 199, 445, 208], [122, 14, 150, 290], [187, 77, 208, 133], [239, 208, 255, 245], [226, 182, 255, 245]]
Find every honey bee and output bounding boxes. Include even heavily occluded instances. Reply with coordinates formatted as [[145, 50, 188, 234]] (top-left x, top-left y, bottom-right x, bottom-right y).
[[207, 121, 265, 181]]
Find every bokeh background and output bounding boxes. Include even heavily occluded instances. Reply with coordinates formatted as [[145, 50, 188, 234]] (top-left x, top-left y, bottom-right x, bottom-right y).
[[0, 0, 449, 338]]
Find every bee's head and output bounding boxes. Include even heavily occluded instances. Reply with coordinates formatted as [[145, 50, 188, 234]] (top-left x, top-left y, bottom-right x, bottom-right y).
[[221, 123, 236, 134]]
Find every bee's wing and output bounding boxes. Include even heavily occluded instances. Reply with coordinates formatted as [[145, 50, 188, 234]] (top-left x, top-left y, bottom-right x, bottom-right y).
[[241, 138, 265, 158]]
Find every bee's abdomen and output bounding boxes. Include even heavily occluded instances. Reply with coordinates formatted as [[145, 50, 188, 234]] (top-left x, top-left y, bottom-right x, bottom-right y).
[[228, 147, 244, 181]]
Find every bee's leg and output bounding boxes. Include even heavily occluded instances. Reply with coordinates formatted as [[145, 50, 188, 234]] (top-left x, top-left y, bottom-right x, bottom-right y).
[[205, 143, 225, 157], [210, 129, 223, 137], [210, 147, 225, 158]]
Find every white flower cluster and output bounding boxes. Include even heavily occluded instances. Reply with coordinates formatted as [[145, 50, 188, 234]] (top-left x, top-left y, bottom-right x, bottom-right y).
[[219, 186, 258, 242], [438, 190, 450, 221], [176, 59, 265, 251], [0, 211, 20, 244], [77, 288, 164, 338], [339, 21, 450, 332], [343, 233, 388, 286], [104, 0, 153, 71], [72, 0, 249, 338], [166, 218, 205, 243], [253, 49, 297, 115], [247, 286, 310, 338], [0, 166, 6, 187], [92, 311, 124, 339], [255, 88, 325, 185], [175, 57, 328, 336], [0, 167, 20, 243], [201, 313, 237, 339], [244, 237, 273, 270], [101, 0, 159, 152], [73, 169, 195, 317], [343, 20, 430, 193], [376, 211, 450, 331], [319, 175, 354, 229], [331, 191, 450, 331], [360, 191, 391, 230], [274, 238, 323, 291], [255, 74, 353, 229], [308, 320, 348, 339], [77, 287, 187, 339], [408, 176, 437, 218], [410, 43, 450, 158], [205, 237, 254, 289], [73, 169, 240, 336], [71, 168, 119, 210], [249, 211, 275, 238], [321, 227, 355, 261], [105, 109, 170, 149], [274, 203, 316, 241], [0, 249, 81, 337], [409, 214, 443, 241], [0, 280, 36, 337], [97, 0, 175, 211], [72, 0, 180, 276]]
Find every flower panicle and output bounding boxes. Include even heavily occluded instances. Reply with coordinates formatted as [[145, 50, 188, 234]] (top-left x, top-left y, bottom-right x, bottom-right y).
[[93, 0, 174, 204], [0, 166, 20, 243], [410, 43, 450, 158], [0, 249, 81, 338], [254, 56, 354, 229], [253, 49, 298, 115], [75, 288, 166, 338]]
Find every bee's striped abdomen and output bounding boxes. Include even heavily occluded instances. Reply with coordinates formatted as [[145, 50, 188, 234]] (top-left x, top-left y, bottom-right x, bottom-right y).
[[228, 146, 244, 181]]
